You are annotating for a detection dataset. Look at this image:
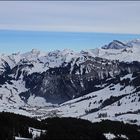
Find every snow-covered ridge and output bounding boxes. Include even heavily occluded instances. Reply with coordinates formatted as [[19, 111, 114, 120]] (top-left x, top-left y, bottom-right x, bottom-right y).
[[101, 40, 132, 49], [1, 39, 140, 75], [0, 48, 80, 75], [81, 39, 140, 62]]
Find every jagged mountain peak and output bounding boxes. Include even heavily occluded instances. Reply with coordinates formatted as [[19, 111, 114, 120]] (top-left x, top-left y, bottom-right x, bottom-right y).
[[101, 40, 132, 50], [80, 49, 99, 57], [47, 49, 75, 57], [30, 49, 42, 56]]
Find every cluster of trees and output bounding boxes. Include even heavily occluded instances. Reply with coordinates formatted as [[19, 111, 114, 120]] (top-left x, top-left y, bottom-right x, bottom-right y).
[[0, 112, 140, 140], [92, 120, 140, 140], [85, 95, 127, 115], [101, 95, 127, 108], [0, 112, 46, 140], [37, 117, 107, 140], [36, 118, 140, 140]]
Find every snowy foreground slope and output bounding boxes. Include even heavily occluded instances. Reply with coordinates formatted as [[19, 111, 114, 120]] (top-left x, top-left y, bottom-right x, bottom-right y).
[[0, 39, 140, 125], [57, 74, 140, 124]]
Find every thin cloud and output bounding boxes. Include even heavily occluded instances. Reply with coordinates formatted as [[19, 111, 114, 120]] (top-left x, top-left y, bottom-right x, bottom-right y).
[[0, 1, 140, 34]]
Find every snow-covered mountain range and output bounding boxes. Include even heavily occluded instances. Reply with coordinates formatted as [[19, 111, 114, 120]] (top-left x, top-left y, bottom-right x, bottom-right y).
[[0, 39, 140, 125]]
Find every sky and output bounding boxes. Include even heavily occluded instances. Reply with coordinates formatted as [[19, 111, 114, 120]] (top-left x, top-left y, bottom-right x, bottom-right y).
[[0, 1, 140, 54]]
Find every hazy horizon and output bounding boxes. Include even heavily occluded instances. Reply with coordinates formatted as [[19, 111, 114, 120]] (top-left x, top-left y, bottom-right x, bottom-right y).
[[0, 30, 140, 54]]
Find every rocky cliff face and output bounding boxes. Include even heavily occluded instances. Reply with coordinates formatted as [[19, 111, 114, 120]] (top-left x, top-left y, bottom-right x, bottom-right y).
[[1, 54, 139, 104]]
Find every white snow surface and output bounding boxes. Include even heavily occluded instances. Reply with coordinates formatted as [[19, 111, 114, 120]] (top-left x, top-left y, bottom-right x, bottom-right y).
[[29, 127, 46, 140], [27, 96, 52, 107], [104, 133, 116, 140], [15, 136, 32, 140], [104, 133, 128, 140]]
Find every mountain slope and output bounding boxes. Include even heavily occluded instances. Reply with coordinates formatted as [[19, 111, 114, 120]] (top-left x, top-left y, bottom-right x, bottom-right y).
[[54, 73, 140, 125]]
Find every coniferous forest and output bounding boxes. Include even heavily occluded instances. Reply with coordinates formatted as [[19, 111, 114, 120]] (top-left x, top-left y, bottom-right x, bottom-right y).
[[0, 112, 140, 140]]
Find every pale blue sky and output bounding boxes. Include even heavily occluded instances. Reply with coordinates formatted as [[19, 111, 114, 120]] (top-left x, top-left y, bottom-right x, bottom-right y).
[[0, 1, 140, 54], [0, 30, 140, 54]]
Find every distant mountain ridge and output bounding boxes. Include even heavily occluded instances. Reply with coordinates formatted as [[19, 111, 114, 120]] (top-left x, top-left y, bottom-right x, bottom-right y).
[[101, 40, 132, 49], [0, 39, 140, 74]]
